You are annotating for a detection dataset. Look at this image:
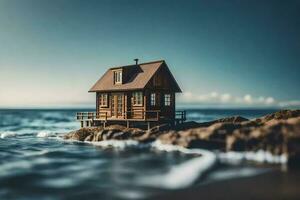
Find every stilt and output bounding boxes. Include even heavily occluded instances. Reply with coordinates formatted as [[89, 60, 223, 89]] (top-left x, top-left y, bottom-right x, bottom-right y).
[[103, 122, 106, 128], [147, 122, 151, 130], [127, 121, 130, 128], [81, 121, 83, 128]]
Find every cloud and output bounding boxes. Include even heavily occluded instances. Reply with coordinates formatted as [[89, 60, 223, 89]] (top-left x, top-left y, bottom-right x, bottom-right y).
[[178, 91, 280, 107]]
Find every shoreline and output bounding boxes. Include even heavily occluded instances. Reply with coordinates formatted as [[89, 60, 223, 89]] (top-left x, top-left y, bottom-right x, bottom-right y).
[[64, 109, 300, 166]]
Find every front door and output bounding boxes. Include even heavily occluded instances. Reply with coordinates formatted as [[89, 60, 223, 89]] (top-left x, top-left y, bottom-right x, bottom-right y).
[[111, 93, 124, 118]]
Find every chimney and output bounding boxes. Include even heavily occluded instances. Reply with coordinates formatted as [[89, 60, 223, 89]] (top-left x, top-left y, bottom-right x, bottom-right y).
[[134, 58, 139, 65]]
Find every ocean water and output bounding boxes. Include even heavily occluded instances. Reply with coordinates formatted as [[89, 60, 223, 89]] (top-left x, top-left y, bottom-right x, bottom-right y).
[[0, 108, 280, 200]]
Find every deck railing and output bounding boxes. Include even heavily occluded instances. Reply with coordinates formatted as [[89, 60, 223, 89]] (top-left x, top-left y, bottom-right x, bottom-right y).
[[76, 110, 186, 122], [175, 110, 186, 122], [76, 112, 108, 120], [76, 112, 96, 120]]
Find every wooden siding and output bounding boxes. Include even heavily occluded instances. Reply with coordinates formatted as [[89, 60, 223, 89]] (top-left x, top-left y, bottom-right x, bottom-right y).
[[95, 63, 179, 122]]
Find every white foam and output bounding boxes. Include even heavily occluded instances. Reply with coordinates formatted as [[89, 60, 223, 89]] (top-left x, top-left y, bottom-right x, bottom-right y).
[[136, 140, 217, 189], [23, 150, 49, 157], [88, 140, 143, 149], [219, 150, 288, 164], [0, 131, 16, 139], [208, 167, 268, 181], [36, 131, 56, 138]]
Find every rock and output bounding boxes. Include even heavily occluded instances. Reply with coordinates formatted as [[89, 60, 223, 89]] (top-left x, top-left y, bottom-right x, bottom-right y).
[[175, 116, 249, 131], [92, 130, 103, 142], [227, 117, 300, 156], [226, 134, 247, 151], [64, 128, 102, 141], [175, 121, 204, 130], [149, 123, 171, 132], [64, 110, 300, 166], [105, 124, 127, 131], [110, 131, 131, 140], [213, 116, 249, 123], [84, 134, 93, 142], [256, 109, 300, 124]]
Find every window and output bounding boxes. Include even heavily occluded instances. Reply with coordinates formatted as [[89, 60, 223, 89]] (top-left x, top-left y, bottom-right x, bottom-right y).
[[150, 93, 156, 106], [133, 92, 143, 106], [164, 94, 171, 106], [114, 70, 122, 84], [99, 93, 108, 107]]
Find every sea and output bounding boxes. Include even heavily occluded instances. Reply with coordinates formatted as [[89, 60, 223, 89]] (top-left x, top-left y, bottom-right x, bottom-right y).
[[0, 108, 284, 200]]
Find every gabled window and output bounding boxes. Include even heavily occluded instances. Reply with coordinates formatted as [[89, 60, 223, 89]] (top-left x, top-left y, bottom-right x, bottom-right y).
[[99, 93, 108, 107], [150, 93, 156, 106], [114, 70, 122, 84], [133, 92, 143, 106], [164, 94, 171, 106]]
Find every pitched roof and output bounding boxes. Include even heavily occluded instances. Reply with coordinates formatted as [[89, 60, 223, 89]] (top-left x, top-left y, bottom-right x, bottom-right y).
[[89, 60, 181, 92]]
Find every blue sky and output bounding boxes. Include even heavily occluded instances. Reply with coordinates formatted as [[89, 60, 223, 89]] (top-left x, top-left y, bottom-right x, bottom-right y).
[[0, 0, 300, 108]]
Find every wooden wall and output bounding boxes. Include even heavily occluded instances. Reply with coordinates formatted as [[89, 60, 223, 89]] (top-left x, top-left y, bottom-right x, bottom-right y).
[[95, 63, 177, 121]]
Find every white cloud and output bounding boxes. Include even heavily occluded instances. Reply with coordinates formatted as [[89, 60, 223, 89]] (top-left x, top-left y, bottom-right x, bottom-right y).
[[178, 91, 281, 107], [265, 97, 275, 105], [243, 94, 252, 104], [220, 93, 231, 102]]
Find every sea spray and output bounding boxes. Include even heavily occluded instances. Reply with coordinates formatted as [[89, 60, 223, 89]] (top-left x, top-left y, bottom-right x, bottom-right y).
[[219, 150, 288, 164], [36, 131, 57, 138], [88, 139, 142, 149], [0, 131, 16, 139]]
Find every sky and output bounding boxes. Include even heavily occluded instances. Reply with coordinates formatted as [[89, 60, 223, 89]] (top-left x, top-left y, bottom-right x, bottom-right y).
[[0, 0, 300, 108]]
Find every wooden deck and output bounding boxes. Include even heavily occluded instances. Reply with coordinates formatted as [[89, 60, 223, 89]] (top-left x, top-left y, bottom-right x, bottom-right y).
[[76, 110, 186, 128]]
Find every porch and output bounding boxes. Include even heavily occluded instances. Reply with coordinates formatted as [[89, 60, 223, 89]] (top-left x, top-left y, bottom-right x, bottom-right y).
[[76, 110, 186, 128]]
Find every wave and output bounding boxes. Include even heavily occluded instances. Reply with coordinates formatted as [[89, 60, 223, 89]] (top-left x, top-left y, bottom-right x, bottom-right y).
[[23, 149, 50, 157], [88, 140, 143, 149], [36, 131, 57, 138], [136, 140, 217, 189], [0, 130, 62, 139], [208, 167, 269, 182], [219, 150, 287, 164], [80, 138, 287, 189], [0, 131, 16, 139], [88, 139, 217, 189]]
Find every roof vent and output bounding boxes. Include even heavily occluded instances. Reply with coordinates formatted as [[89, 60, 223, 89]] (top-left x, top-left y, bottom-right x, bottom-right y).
[[134, 58, 139, 65]]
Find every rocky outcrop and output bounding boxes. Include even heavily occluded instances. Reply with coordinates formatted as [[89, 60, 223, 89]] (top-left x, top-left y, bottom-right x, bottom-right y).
[[227, 117, 300, 157], [64, 110, 300, 165]]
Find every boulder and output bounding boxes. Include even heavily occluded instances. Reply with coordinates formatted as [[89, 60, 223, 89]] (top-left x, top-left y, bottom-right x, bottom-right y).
[[63, 128, 102, 141], [64, 110, 300, 166], [256, 109, 300, 124], [226, 117, 300, 156]]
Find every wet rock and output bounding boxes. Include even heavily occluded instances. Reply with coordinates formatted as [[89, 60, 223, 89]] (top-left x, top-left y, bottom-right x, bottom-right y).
[[92, 130, 104, 142], [227, 117, 300, 156], [110, 131, 131, 140], [256, 109, 300, 124], [213, 116, 249, 124], [84, 134, 93, 142], [64, 128, 102, 141], [64, 110, 300, 166]]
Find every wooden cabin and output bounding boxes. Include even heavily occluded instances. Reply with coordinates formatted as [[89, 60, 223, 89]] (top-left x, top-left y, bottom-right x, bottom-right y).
[[77, 59, 186, 129]]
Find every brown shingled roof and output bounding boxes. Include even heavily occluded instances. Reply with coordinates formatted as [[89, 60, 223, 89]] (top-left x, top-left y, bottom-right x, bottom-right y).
[[89, 60, 181, 92]]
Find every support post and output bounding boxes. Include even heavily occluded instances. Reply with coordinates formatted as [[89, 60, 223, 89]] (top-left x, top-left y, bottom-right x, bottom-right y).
[[147, 122, 151, 130], [127, 121, 130, 128]]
